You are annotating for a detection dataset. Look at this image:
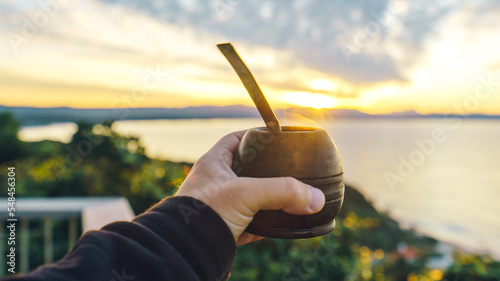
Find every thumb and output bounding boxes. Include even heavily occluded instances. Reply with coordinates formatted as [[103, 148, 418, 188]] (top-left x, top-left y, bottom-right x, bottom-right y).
[[237, 177, 325, 215]]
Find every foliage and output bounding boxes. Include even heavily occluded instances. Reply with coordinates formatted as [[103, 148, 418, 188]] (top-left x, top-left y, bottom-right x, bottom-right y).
[[0, 112, 25, 163], [443, 251, 500, 281]]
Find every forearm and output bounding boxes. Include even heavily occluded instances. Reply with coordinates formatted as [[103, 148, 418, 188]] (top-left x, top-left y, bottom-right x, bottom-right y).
[[4, 197, 236, 281]]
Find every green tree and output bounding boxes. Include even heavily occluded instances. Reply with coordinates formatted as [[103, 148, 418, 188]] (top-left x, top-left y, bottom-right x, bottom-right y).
[[0, 112, 25, 163]]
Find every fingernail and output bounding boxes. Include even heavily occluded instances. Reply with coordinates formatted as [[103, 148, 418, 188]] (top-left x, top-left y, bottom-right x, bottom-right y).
[[309, 186, 325, 212]]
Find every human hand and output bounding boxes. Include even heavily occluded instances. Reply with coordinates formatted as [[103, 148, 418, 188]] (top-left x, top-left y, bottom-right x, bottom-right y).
[[175, 130, 325, 246]]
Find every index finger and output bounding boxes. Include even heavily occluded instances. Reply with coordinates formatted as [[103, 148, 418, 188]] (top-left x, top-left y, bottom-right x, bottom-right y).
[[212, 130, 247, 154], [207, 130, 247, 167]]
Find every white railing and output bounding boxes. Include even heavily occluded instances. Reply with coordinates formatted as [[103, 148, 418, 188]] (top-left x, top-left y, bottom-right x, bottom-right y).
[[0, 197, 134, 277]]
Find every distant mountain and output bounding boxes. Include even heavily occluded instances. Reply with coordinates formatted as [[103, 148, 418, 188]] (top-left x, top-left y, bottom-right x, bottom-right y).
[[0, 105, 261, 126], [0, 105, 499, 126]]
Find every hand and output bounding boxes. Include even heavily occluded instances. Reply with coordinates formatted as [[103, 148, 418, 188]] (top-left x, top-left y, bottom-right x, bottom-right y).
[[175, 130, 325, 246]]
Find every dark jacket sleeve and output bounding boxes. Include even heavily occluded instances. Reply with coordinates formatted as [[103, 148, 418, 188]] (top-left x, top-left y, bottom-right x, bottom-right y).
[[4, 196, 236, 281]]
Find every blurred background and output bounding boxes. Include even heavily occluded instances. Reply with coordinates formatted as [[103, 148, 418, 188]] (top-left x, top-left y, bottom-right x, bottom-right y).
[[1, 0, 500, 280]]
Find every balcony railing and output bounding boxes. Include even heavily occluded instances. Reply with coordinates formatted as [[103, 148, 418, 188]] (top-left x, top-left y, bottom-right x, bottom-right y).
[[0, 197, 134, 277]]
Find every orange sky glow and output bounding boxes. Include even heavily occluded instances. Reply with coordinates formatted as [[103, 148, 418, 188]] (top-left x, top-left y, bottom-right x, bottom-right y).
[[1, 1, 499, 115]]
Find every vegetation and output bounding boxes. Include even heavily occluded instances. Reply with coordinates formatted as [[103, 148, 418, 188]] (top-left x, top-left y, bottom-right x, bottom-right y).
[[1, 112, 499, 280]]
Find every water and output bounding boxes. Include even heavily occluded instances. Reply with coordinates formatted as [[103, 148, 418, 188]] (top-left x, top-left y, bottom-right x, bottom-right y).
[[19, 118, 500, 258]]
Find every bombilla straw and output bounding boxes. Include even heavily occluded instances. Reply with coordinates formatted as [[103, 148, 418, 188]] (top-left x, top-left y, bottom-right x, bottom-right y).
[[217, 43, 282, 133]]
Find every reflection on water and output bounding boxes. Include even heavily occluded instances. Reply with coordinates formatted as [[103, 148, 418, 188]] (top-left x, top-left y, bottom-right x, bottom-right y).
[[19, 118, 500, 258], [18, 122, 78, 143]]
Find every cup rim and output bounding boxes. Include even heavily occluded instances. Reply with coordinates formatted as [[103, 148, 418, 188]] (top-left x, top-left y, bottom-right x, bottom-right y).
[[255, 126, 322, 133]]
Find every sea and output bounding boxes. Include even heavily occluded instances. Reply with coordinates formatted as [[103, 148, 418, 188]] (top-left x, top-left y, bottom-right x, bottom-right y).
[[18, 118, 500, 260]]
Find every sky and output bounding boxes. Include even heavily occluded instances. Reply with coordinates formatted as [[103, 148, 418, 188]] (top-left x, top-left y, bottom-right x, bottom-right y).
[[0, 0, 499, 114]]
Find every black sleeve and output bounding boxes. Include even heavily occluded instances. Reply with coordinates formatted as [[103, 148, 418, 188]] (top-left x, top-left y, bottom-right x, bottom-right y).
[[4, 196, 236, 281]]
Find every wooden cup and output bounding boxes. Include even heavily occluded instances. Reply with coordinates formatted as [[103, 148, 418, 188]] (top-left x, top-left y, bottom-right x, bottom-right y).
[[232, 126, 345, 239]]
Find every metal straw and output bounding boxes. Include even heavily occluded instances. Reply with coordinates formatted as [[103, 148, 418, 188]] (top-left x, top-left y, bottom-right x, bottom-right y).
[[217, 43, 282, 133]]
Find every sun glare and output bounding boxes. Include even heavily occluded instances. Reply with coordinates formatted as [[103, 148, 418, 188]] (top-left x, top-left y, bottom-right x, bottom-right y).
[[310, 78, 336, 91], [284, 92, 338, 109]]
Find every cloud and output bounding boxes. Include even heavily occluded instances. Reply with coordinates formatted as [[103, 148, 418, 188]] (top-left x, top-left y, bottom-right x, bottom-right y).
[[1, 0, 499, 111], [93, 0, 473, 84]]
